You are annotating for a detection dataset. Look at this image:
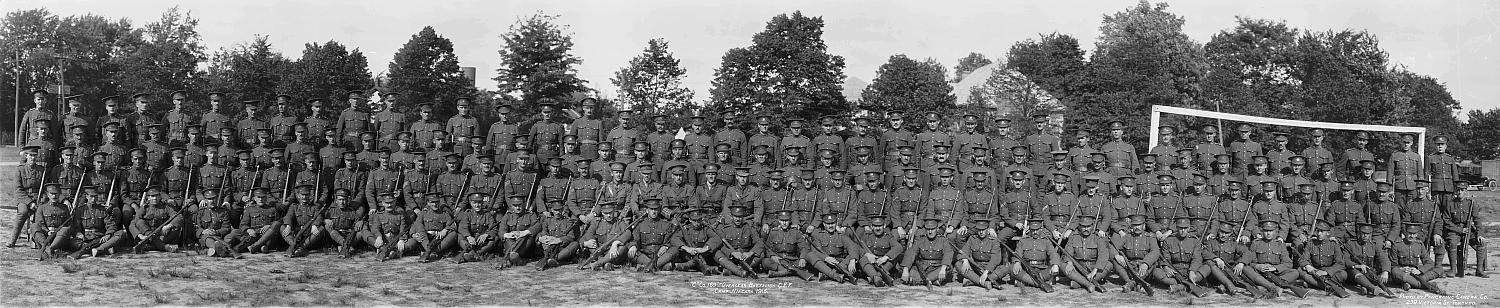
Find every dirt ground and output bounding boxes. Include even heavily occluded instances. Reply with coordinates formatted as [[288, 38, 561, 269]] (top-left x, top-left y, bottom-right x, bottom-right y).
[[3, 152, 1499, 306]]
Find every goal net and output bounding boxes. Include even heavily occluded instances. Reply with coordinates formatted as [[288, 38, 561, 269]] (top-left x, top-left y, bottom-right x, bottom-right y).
[[1148, 105, 1427, 159]]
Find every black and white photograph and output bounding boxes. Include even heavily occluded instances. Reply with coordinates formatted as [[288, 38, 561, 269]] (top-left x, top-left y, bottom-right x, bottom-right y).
[[0, 0, 1496, 306]]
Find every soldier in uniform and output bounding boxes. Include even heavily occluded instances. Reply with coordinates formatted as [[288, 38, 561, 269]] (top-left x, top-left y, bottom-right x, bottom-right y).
[[1367, 180, 1403, 241], [411, 192, 458, 262], [626, 197, 674, 272], [1241, 220, 1310, 298], [954, 216, 1007, 290], [1110, 214, 1160, 294], [761, 207, 813, 280], [880, 110, 914, 162], [1150, 125, 1180, 163], [845, 113, 881, 169], [804, 212, 860, 283], [1387, 133, 1424, 201], [65, 185, 126, 258], [781, 119, 813, 164], [1023, 114, 1059, 166], [1424, 135, 1457, 206], [717, 205, 766, 278], [130, 93, 161, 147], [302, 99, 333, 146], [581, 204, 633, 270], [1343, 131, 1376, 179], [1145, 175, 1181, 235], [1328, 180, 1365, 225], [268, 96, 301, 143], [924, 167, 965, 235], [815, 169, 857, 230], [914, 112, 949, 158], [954, 114, 989, 161], [280, 184, 326, 257], [684, 111, 714, 161], [190, 188, 239, 258], [855, 214, 904, 286], [530, 100, 566, 160], [19, 89, 57, 144], [1297, 220, 1354, 298], [534, 197, 580, 270], [1262, 131, 1294, 175], [903, 215, 955, 286], [323, 188, 366, 258], [453, 192, 499, 263], [1301, 128, 1333, 168], [229, 188, 284, 254], [1390, 222, 1450, 295], [1444, 181, 1488, 277], [1010, 216, 1059, 291], [1154, 218, 1211, 296], [364, 192, 409, 261], [748, 114, 781, 164], [1056, 214, 1111, 292], [334, 90, 368, 146], [29, 183, 69, 256], [1200, 220, 1268, 297], [1344, 222, 1396, 297], [661, 207, 718, 273], [714, 110, 748, 162], [448, 98, 481, 151], [1067, 130, 1098, 171]]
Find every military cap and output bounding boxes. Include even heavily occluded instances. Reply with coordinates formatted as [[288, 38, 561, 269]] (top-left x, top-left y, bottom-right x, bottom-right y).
[[1433, 135, 1449, 144], [1354, 131, 1370, 140], [1260, 220, 1281, 231], [728, 204, 754, 217]]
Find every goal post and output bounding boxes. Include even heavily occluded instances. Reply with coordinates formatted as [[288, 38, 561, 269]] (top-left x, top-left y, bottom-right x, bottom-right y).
[[1148, 105, 1427, 157]]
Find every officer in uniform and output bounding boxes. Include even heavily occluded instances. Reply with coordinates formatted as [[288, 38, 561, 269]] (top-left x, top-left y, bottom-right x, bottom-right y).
[[324, 188, 366, 258], [1011, 216, 1059, 291], [230, 188, 284, 254], [1023, 114, 1059, 166], [535, 196, 579, 270], [762, 208, 813, 280], [410, 192, 458, 262], [662, 208, 718, 273], [1344, 222, 1396, 298], [580, 204, 633, 271], [495, 193, 539, 267]]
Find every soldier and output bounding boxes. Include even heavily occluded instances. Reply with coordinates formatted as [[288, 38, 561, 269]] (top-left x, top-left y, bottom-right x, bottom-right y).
[[988, 118, 1021, 164], [1156, 218, 1211, 296], [856, 214, 904, 286], [1390, 222, 1450, 295], [1387, 133, 1423, 201], [781, 119, 813, 164], [1242, 220, 1310, 298], [996, 170, 1036, 240], [191, 188, 239, 258], [1426, 135, 1458, 207], [268, 96, 301, 143], [1261, 131, 1293, 175], [718, 205, 765, 278], [803, 213, 860, 283], [364, 192, 409, 261], [914, 112, 949, 158], [229, 188, 283, 254], [447, 97, 480, 149], [495, 193, 540, 267], [130, 93, 161, 147], [129, 185, 187, 253], [530, 100, 565, 159], [1328, 180, 1365, 225], [845, 113, 881, 169], [1285, 183, 1322, 243], [333, 90, 368, 147], [902, 215, 955, 286], [1297, 220, 1354, 298], [1250, 180, 1290, 236], [1367, 180, 1404, 240], [1023, 114, 1059, 166], [762, 207, 813, 280], [1041, 172, 1079, 233], [566, 159, 603, 217], [854, 171, 891, 227], [890, 167, 928, 238], [602, 109, 640, 158], [59, 95, 90, 147], [234, 100, 268, 144], [1344, 222, 1396, 297], [1403, 180, 1445, 269], [535, 198, 580, 270], [1444, 181, 1488, 277], [924, 145, 960, 185], [1145, 175, 1181, 234], [660, 207, 717, 273], [580, 204, 633, 271], [955, 217, 1007, 290], [1008, 216, 1058, 291], [815, 169, 857, 230], [755, 170, 792, 227], [1067, 129, 1098, 171], [20, 89, 57, 144], [1344, 131, 1374, 178], [1201, 220, 1267, 297], [452, 192, 498, 263], [627, 198, 675, 272], [284, 123, 317, 161], [410, 192, 458, 262], [99, 96, 135, 148], [714, 110, 748, 161], [323, 188, 366, 258], [748, 114, 781, 164], [29, 183, 69, 256], [303, 99, 333, 147], [925, 167, 965, 235], [281, 184, 326, 257], [64, 185, 125, 258], [954, 114, 989, 161], [880, 110, 914, 161], [1110, 214, 1159, 294]]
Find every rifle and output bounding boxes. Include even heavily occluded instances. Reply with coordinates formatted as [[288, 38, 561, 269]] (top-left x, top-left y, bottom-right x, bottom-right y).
[[720, 238, 758, 279], [997, 239, 1054, 293], [1047, 227, 1106, 292], [16, 167, 50, 242], [1103, 240, 1154, 296], [848, 235, 896, 287], [799, 231, 857, 283], [644, 220, 679, 273], [905, 187, 930, 240], [39, 171, 89, 259], [578, 219, 641, 270], [1246, 258, 1309, 297]]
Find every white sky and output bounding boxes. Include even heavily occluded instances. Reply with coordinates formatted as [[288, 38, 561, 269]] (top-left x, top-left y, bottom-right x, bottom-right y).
[[7, 0, 1496, 119]]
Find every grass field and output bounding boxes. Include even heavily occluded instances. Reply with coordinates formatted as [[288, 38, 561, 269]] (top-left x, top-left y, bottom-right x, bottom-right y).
[[3, 146, 1499, 306]]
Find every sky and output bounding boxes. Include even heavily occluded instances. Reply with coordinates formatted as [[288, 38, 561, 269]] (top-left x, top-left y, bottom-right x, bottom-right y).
[[6, 0, 1497, 119]]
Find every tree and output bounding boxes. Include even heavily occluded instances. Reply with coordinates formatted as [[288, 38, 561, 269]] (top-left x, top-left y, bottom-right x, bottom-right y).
[[1390, 69, 1465, 156], [968, 65, 1064, 128], [709, 11, 848, 120], [952, 52, 992, 83], [1462, 108, 1500, 160], [278, 40, 373, 112], [1006, 32, 1088, 106], [611, 38, 694, 129], [109, 6, 207, 115], [387, 26, 470, 118], [206, 35, 289, 114], [1202, 17, 1301, 121], [2, 9, 139, 130], [493, 12, 589, 117], [1080, 0, 1207, 148], [861, 54, 954, 121]]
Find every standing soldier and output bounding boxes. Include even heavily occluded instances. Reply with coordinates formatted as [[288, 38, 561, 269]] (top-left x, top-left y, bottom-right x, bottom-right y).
[[1343, 132, 1376, 178], [407, 103, 440, 150], [845, 113, 881, 168], [336, 90, 369, 147], [130, 93, 160, 147], [234, 100, 267, 144], [570, 98, 605, 160], [163, 91, 197, 143], [268, 95, 300, 143], [645, 115, 675, 162], [1444, 181, 1488, 277], [1265, 132, 1295, 175], [529, 100, 565, 160], [1150, 125, 1180, 162], [284, 124, 317, 161], [1193, 124, 1226, 171], [486, 104, 520, 159], [781, 118, 813, 162], [606, 109, 643, 158], [880, 110, 914, 163], [683, 111, 714, 161], [915, 111, 950, 158], [1101, 121, 1138, 177], [1427, 136, 1459, 209], [1387, 133, 1424, 201], [303, 99, 333, 146], [1023, 114, 1059, 167], [1301, 128, 1333, 168], [1067, 130, 1098, 171], [99, 96, 135, 148], [1390, 222, 1450, 295], [748, 114, 781, 164], [812, 115, 846, 164], [61, 95, 92, 147], [988, 118, 1020, 164], [954, 114, 989, 162], [1403, 180, 1445, 271], [446, 98, 480, 151], [369, 93, 406, 150], [714, 110, 748, 162], [1228, 124, 1262, 176], [19, 89, 57, 144]]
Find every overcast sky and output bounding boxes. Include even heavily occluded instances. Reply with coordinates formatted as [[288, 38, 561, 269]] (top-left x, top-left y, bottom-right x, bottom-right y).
[[7, 0, 1496, 119]]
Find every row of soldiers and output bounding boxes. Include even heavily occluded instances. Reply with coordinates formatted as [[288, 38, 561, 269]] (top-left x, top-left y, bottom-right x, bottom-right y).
[[12, 155, 1487, 299]]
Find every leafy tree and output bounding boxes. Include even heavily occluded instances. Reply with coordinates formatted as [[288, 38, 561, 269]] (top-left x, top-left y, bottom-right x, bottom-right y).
[[952, 52, 992, 83], [1202, 17, 1301, 121], [709, 11, 848, 120], [1079, 0, 1206, 148], [1462, 108, 1500, 160], [2, 9, 139, 128], [968, 65, 1064, 128], [494, 12, 589, 117], [109, 6, 207, 115], [1005, 32, 1088, 109], [278, 40, 373, 112], [861, 54, 954, 122], [387, 26, 470, 118], [611, 38, 694, 129], [1390, 69, 1465, 156], [206, 35, 290, 115]]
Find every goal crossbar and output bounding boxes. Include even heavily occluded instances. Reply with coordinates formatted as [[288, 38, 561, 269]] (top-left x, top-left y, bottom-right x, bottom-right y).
[[1148, 105, 1427, 156]]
